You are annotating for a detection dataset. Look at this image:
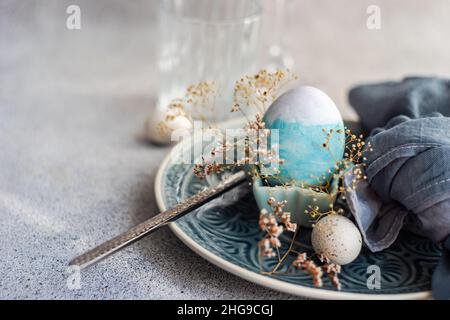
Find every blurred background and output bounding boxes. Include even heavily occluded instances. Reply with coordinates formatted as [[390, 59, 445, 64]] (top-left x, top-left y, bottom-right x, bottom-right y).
[[3, 0, 450, 121], [1, 0, 450, 299]]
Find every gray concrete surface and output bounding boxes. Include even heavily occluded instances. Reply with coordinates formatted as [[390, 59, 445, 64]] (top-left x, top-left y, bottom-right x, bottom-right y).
[[1, 0, 449, 299]]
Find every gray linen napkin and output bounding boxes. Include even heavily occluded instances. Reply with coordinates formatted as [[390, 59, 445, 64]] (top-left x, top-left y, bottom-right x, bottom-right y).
[[346, 77, 450, 299]]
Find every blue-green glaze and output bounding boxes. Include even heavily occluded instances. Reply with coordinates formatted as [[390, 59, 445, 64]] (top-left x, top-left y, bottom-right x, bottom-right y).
[[262, 118, 345, 185]]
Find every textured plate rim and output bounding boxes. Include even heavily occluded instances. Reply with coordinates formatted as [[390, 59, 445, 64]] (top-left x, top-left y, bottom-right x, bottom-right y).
[[154, 118, 432, 300]]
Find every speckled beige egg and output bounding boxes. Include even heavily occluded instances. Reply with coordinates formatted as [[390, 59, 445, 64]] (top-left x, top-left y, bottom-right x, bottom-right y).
[[311, 215, 362, 265]]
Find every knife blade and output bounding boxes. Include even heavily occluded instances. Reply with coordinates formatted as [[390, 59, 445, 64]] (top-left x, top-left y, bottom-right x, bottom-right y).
[[69, 170, 247, 269]]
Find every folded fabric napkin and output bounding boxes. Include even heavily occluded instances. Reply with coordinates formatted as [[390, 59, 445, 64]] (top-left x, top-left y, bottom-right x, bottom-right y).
[[346, 77, 450, 299]]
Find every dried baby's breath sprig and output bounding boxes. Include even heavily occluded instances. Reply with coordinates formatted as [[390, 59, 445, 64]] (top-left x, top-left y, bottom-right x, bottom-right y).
[[186, 74, 293, 182], [343, 129, 372, 164], [323, 262, 342, 290], [193, 161, 223, 180], [266, 198, 297, 232], [291, 252, 323, 287], [302, 127, 373, 221], [185, 81, 218, 120], [305, 203, 344, 220], [259, 199, 339, 290], [257, 197, 298, 263], [339, 128, 372, 194], [159, 81, 218, 133], [318, 254, 342, 290], [245, 112, 266, 131], [258, 210, 283, 258], [232, 69, 298, 117], [258, 199, 297, 257], [182, 69, 296, 185]]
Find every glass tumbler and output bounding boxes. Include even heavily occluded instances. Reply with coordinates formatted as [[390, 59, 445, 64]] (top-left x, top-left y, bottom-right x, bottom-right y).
[[157, 0, 262, 123]]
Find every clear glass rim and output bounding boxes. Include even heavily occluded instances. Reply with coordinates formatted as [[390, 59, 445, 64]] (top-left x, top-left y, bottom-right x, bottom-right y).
[[159, 0, 263, 26]]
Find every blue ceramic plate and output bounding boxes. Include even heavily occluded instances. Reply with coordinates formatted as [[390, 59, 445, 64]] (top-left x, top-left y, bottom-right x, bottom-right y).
[[154, 119, 441, 299]]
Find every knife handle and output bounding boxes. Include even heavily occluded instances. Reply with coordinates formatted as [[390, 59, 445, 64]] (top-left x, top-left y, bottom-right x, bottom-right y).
[[69, 170, 247, 269]]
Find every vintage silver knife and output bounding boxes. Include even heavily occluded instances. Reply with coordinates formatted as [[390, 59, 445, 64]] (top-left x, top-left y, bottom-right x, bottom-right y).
[[69, 170, 247, 269]]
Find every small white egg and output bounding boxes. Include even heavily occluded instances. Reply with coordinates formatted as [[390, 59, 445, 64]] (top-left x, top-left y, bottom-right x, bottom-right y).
[[311, 214, 362, 265], [145, 108, 192, 145]]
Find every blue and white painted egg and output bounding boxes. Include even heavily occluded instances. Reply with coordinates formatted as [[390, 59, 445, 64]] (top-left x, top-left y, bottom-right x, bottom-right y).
[[262, 86, 345, 185]]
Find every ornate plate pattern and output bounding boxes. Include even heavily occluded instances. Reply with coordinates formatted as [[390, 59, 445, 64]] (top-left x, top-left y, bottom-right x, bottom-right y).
[[155, 123, 442, 299]]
